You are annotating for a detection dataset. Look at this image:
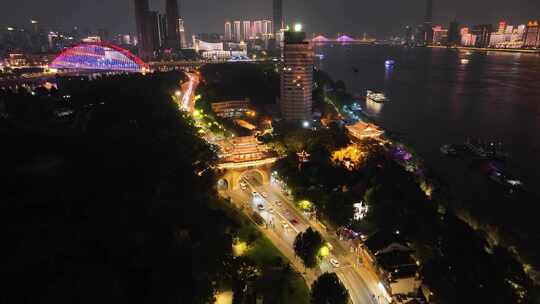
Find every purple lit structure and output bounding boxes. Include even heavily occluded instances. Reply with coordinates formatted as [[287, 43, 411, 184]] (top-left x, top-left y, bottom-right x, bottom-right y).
[[50, 42, 148, 72]]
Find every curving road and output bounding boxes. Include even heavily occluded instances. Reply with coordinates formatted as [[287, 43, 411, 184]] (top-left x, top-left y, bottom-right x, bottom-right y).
[[224, 174, 386, 304], [180, 72, 199, 112]]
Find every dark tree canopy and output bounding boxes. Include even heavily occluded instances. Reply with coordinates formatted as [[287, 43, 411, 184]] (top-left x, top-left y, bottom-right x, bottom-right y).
[[311, 272, 349, 304], [294, 228, 325, 268], [0, 72, 233, 304]]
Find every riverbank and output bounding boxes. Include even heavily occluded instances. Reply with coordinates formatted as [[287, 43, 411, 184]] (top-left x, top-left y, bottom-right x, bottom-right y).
[[349, 90, 540, 286], [429, 44, 540, 54]]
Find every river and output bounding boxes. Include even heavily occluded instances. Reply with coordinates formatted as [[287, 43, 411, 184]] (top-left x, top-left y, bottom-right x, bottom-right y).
[[316, 44, 540, 270]]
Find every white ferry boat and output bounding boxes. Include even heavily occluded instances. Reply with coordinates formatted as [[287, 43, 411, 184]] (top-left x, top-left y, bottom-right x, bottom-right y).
[[366, 90, 389, 104]]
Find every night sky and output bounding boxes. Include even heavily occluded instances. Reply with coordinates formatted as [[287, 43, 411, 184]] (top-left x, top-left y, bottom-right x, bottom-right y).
[[2, 0, 539, 37]]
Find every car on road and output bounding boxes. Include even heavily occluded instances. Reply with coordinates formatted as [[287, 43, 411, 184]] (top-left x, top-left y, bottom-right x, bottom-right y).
[[274, 200, 282, 206], [268, 208, 274, 214], [280, 220, 289, 229], [261, 192, 268, 198], [330, 258, 340, 268], [290, 219, 299, 226], [257, 204, 265, 211]]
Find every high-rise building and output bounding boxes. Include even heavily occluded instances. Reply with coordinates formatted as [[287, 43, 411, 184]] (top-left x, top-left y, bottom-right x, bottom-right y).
[[166, 0, 181, 49], [404, 26, 414, 46], [178, 19, 187, 48], [157, 13, 168, 48], [243, 21, 251, 41], [253, 20, 263, 38], [273, 0, 283, 37], [133, 0, 153, 59], [422, 0, 433, 45], [146, 11, 165, 52], [233, 21, 242, 42], [273, 0, 283, 50], [432, 25, 448, 45], [472, 24, 493, 48], [497, 21, 507, 33], [280, 26, 314, 121], [460, 27, 475, 46], [224, 21, 232, 41], [489, 30, 505, 47], [262, 20, 273, 39], [524, 21, 539, 48], [447, 20, 460, 46], [30, 20, 39, 34]]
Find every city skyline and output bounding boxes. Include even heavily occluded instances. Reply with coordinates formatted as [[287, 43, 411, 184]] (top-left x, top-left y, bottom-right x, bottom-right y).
[[2, 0, 540, 37]]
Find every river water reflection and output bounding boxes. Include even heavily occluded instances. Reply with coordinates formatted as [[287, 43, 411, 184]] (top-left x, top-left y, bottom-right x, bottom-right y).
[[316, 45, 540, 264]]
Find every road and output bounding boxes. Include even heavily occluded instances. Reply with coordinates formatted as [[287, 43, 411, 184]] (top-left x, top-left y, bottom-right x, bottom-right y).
[[179, 72, 199, 112], [223, 174, 386, 304]]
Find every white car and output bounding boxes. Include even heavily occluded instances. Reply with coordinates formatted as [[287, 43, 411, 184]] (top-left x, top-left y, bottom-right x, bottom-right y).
[[330, 258, 340, 268]]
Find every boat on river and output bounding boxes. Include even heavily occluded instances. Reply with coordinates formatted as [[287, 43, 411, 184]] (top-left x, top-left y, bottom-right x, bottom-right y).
[[366, 90, 389, 104], [464, 138, 509, 160]]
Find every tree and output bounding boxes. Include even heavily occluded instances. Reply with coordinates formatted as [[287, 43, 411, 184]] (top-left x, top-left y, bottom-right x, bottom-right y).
[[0, 72, 235, 304], [230, 256, 261, 304], [311, 273, 349, 304], [293, 228, 324, 268]]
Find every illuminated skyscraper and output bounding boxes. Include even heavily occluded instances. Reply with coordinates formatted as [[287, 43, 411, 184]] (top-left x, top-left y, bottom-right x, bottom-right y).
[[472, 24, 493, 48], [178, 19, 187, 48], [233, 21, 241, 42], [524, 21, 539, 48], [262, 20, 273, 39], [30, 20, 39, 34], [224, 21, 232, 41], [498, 21, 507, 33], [432, 25, 448, 45], [280, 26, 314, 121], [148, 11, 166, 50], [423, 0, 433, 45], [253, 20, 263, 38], [133, 0, 153, 59], [243, 21, 251, 41], [166, 0, 181, 48]]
